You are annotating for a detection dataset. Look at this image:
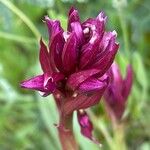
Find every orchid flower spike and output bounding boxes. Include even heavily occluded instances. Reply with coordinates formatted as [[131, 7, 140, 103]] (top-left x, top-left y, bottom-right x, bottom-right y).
[[20, 7, 119, 145]]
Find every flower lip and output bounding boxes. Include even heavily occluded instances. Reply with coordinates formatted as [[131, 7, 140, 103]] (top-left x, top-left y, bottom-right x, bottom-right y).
[[20, 73, 55, 92]]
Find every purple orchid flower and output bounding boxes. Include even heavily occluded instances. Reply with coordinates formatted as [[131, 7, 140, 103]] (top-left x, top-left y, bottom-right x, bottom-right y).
[[21, 7, 119, 147], [104, 62, 133, 120]]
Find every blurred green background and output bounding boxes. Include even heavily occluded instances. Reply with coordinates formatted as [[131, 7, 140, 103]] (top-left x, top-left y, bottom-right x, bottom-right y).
[[0, 0, 149, 150]]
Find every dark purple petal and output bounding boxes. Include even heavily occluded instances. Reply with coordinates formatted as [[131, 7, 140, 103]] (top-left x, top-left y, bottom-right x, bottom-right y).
[[79, 35, 101, 69], [52, 72, 65, 82], [79, 77, 108, 93], [68, 7, 80, 31], [45, 16, 63, 40], [99, 31, 117, 51], [43, 73, 55, 90], [70, 22, 84, 45], [82, 12, 106, 39], [68, 7, 75, 16], [104, 93, 125, 120], [77, 110, 101, 145], [20, 74, 56, 96], [110, 62, 123, 85], [62, 32, 77, 73], [63, 88, 107, 115], [20, 74, 45, 91], [122, 65, 133, 99], [96, 11, 107, 24], [104, 63, 133, 120], [90, 36, 119, 77], [67, 69, 101, 91], [49, 31, 65, 72], [39, 39, 52, 73]]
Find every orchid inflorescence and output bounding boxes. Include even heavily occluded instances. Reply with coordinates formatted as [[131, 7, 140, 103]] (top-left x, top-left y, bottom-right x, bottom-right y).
[[21, 7, 132, 148]]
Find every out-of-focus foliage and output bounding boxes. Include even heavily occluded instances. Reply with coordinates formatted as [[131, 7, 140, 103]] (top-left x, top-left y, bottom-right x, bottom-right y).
[[0, 0, 149, 149]]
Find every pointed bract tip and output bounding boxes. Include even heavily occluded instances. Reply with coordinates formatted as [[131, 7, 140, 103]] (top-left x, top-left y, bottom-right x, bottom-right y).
[[69, 6, 77, 16], [97, 11, 107, 23]]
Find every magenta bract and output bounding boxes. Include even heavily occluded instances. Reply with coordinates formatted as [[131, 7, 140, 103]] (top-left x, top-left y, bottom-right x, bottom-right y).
[[104, 62, 133, 120], [77, 110, 100, 145]]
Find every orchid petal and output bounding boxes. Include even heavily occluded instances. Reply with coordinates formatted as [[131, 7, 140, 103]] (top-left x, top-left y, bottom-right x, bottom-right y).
[[45, 16, 63, 40], [68, 7, 80, 31], [77, 110, 101, 145], [100, 31, 117, 51], [111, 62, 123, 85], [49, 31, 65, 72], [70, 22, 84, 45], [71, 22, 84, 47], [63, 88, 106, 115], [79, 77, 108, 93], [20, 74, 55, 96], [96, 11, 107, 24], [39, 39, 52, 73], [82, 13, 106, 39], [62, 32, 77, 73], [122, 65, 133, 99], [67, 69, 101, 91], [104, 63, 133, 120], [91, 36, 119, 77], [20, 74, 45, 91], [79, 35, 101, 69]]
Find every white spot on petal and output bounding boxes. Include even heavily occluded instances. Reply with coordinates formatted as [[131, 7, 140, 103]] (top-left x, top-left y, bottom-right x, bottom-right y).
[[72, 92, 78, 98], [83, 27, 90, 34], [89, 34, 97, 44], [63, 32, 70, 42]]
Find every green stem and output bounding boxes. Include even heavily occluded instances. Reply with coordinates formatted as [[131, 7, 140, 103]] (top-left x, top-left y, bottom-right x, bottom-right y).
[[104, 100, 127, 150], [112, 122, 127, 150], [0, 0, 41, 39]]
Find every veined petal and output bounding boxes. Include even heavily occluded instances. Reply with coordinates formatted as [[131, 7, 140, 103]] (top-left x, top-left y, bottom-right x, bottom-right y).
[[39, 39, 52, 73], [52, 72, 65, 82], [62, 32, 77, 73], [49, 31, 65, 72], [20, 74, 56, 96], [111, 62, 123, 85], [79, 35, 101, 69], [82, 16, 105, 39], [70, 22, 84, 45], [100, 31, 117, 51], [96, 11, 107, 24], [79, 77, 108, 93], [43, 73, 55, 91], [91, 36, 119, 77], [77, 110, 101, 145], [104, 64, 133, 120], [20, 74, 45, 91], [63, 88, 106, 115], [67, 69, 100, 91], [68, 7, 80, 31], [122, 65, 133, 99], [45, 16, 63, 40]]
